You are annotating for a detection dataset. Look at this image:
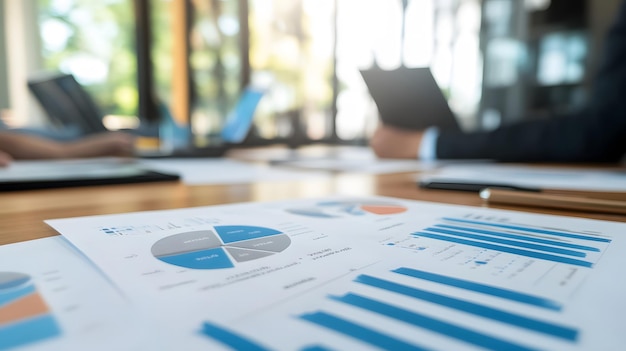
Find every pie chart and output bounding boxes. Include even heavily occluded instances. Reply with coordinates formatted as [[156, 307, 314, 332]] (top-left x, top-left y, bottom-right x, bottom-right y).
[[286, 200, 407, 218], [151, 225, 291, 269]]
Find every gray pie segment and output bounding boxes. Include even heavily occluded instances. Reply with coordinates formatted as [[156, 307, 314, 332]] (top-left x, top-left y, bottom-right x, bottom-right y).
[[225, 234, 291, 253], [225, 247, 275, 262], [151, 230, 222, 257], [286, 208, 338, 218], [0, 272, 30, 290]]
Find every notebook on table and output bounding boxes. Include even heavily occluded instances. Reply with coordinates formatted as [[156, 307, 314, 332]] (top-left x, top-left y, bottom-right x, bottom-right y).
[[0, 158, 180, 191]]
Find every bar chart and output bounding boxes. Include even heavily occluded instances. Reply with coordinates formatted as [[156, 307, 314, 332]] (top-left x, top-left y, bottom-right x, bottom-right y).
[[412, 217, 611, 268], [198, 215, 616, 350], [200, 262, 581, 351], [0, 272, 61, 350]]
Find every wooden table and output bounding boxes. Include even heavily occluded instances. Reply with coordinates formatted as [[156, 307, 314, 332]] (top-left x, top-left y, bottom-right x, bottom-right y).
[[3, 169, 626, 246]]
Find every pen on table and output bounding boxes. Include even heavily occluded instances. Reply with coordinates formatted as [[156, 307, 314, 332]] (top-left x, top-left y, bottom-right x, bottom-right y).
[[479, 187, 626, 215], [419, 179, 542, 192]]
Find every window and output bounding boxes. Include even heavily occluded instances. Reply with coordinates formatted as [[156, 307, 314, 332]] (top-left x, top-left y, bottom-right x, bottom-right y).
[[335, 0, 482, 138], [187, 0, 245, 145], [3, 0, 483, 145], [480, 0, 590, 125], [248, 0, 335, 143], [37, 0, 138, 127]]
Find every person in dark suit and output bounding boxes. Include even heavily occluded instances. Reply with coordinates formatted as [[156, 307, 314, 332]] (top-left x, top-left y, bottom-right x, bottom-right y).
[[371, 1, 626, 163]]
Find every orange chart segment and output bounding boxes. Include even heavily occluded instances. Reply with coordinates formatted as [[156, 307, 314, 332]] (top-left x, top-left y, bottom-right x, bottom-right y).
[[361, 205, 407, 215], [0, 291, 49, 325]]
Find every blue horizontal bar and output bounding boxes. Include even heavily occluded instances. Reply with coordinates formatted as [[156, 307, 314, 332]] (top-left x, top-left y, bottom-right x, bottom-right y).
[[435, 224, 600, 252], [201, 322, 270, 351], [392, 267, 562, 311], [0, 314, 61, 350], [415, 232, 593, 268], [355, 275, 577, 341], [442, 218, 611, 243], [300, 346, 336, 351], [331, 293, 540, 351], [0, 284, 35, 307], [424, 227, 587, 257], [300, 311, 431, 351]]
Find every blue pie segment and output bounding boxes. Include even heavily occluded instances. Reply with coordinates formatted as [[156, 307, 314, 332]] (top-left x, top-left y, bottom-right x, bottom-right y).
[[157, 247, 235, 269], [214, 226, 283, 244]]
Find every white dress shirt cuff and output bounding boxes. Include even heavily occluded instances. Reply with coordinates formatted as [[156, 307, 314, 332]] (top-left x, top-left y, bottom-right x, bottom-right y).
[[418, 127, 439, 161]]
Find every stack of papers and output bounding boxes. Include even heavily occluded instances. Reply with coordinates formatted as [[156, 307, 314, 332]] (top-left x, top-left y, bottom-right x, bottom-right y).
[[3, 196, 625, 350], [230, 146, 482, 174], [266, 146, 443, 174], [138, 158, 330, 185]]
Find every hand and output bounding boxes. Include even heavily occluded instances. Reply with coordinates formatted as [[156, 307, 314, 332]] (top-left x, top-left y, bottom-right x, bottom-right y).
[[0, 150, 12, 167], [370, 125, 424, 159], [64, 132, 136, 158]]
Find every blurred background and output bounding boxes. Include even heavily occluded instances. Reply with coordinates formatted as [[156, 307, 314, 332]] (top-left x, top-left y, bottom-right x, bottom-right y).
[[0, 0, 622, 148]]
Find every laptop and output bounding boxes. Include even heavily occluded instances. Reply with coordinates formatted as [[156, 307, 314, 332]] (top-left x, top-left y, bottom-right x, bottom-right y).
[[360, 67, 460, 131], [28, 73, 112, 135], [138, 86, 265, 158]]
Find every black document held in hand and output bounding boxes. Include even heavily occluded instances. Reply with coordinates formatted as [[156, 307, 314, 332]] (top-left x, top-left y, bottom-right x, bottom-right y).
[[360, 66, 460, 132]]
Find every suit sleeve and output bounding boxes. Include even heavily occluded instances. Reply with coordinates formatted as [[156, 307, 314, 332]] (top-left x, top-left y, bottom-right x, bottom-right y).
[[436, 1, 626, 163]]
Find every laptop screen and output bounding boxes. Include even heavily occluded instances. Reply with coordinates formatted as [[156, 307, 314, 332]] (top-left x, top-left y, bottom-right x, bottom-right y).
[[220, 87, 265, 144]]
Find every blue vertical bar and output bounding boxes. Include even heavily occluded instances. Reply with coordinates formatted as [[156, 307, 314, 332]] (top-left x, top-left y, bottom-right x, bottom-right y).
[[300, 311, 432, 351], [200, 322, 271, 351], [442, 218, 611, 243], [435, 224, 600, 252], [355, 275, 577, 341], [392, 267, 562, 311], [415, 232, 594, 267], [423, 227, 587, 257], [331, 293, 541, 351]]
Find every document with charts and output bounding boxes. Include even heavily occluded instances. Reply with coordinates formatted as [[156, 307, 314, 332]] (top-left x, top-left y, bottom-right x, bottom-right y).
[[47, 196, 626, 351], [0, 237, 168, 351], [45, 202, 382, 320]]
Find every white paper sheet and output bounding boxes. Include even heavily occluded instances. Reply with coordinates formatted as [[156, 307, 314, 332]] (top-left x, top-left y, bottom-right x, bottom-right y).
[[45, 203, 382, 320], [268, 146, 442, 174], [420, 164, 626, 192], [234, 145, 481, 174], [0, 237, 168, 351], [139, 158, 330, 185], [46, 196, 626, 350]]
